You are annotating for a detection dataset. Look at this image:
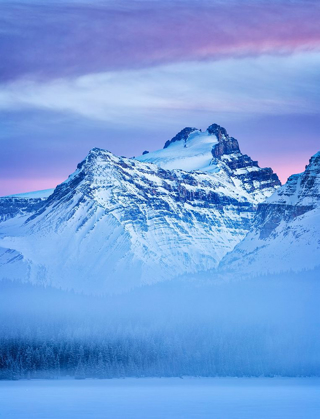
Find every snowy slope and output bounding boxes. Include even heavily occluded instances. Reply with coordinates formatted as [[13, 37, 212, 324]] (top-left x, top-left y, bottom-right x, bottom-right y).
[[0, 148, 259, 293], [220, 152, 320, 275], [137, 127, 220, 173]]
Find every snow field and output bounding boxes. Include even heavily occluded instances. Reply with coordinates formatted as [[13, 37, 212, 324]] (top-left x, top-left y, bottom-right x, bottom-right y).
[[0, 377, 319, 419]]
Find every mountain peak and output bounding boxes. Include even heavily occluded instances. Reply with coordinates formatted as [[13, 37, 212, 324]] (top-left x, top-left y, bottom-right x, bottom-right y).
[[307, 151, 320, 170], [206, 123, 228, 139], [208, 123, 241, 158], [137, 123, 281, 201], [89, 147, 105, 153], [268, 149, 320, 208], [163, 127, 198, 149], [77, 147, 113, 170], [163, 123, 229, 150]]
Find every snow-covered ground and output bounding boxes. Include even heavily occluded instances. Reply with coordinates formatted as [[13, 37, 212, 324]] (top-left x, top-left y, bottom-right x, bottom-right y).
[[0, 378, 319, 419]]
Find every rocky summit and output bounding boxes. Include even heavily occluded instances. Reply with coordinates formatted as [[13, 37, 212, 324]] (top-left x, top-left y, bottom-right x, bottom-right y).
[[138, 123, 281, 202]]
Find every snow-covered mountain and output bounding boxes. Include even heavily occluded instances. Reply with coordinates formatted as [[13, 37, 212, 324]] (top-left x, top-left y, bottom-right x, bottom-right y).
[[221, 152, 320, 275], [0, 124, 281, 293]]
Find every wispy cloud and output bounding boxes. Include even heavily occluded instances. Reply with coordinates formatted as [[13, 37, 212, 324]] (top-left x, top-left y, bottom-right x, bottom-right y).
[[1, 53, 319, 124]]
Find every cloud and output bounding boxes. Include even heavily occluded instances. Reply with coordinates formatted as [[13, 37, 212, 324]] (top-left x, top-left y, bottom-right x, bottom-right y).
[[0, 52, 319, 125], [0, 0, 320, 81]]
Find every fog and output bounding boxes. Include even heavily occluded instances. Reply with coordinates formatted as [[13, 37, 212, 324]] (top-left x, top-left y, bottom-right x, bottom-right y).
[[0, 269, 319, 379]]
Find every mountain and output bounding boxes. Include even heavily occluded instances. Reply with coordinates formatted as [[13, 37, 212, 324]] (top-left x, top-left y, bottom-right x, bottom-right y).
[[0, 124, 280, 294], [220, 152, 320, 275]]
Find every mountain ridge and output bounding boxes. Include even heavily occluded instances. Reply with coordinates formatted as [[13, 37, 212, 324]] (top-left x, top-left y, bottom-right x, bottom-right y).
[[220, 151, 320, 275], [0, 145, 257, 293], [1, 124, 317, 294]]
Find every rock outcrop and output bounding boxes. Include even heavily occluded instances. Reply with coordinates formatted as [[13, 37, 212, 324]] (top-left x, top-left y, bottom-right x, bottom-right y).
[[220, 152, 320, 275], [163, 127, 198, 149]]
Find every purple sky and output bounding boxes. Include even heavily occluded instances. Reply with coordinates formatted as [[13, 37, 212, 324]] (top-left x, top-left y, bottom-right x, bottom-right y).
[[1, 0, 320, 195]]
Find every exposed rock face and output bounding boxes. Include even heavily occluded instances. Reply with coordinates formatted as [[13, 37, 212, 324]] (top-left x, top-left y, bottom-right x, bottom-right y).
[[0, 197, 46, 222], [220, 152, 320, 275], [163, 127, 198, 149], [255, 152, 320, 240], [208, 124, 281, 195], [212, 137, 240, 158], [273, 152, 320, 206], [207, 123, 229, 138], [208, 123, 240, 156]]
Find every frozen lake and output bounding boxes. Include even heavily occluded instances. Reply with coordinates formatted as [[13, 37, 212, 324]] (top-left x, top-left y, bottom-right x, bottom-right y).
[[0, 377, 319, 419]]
